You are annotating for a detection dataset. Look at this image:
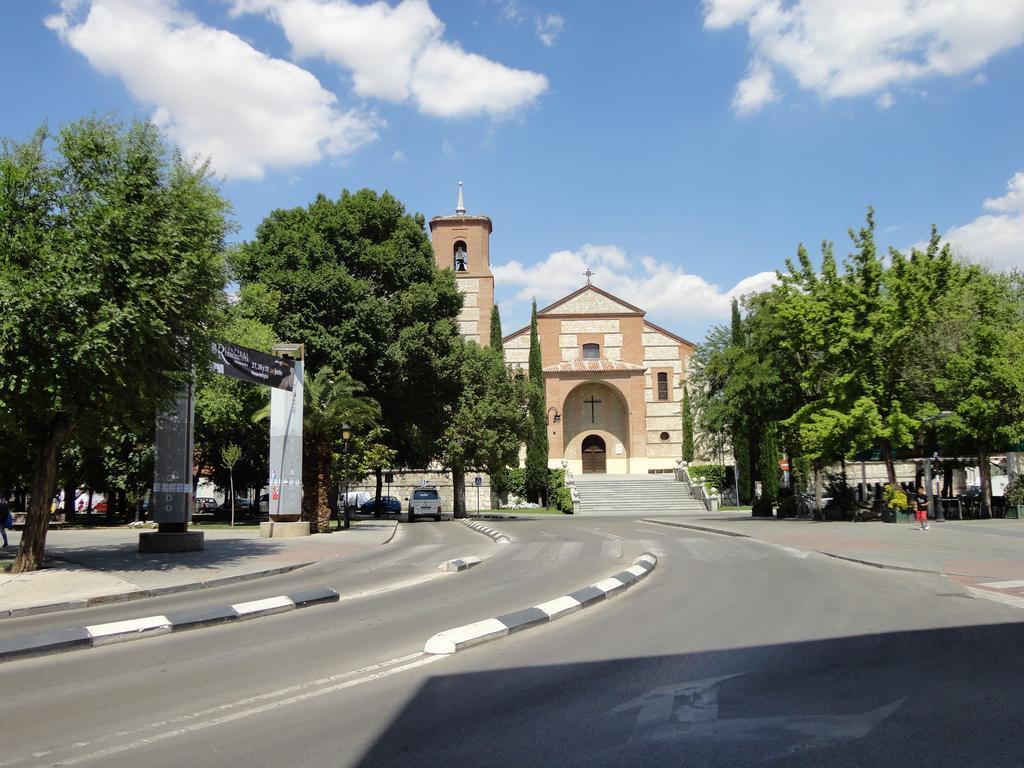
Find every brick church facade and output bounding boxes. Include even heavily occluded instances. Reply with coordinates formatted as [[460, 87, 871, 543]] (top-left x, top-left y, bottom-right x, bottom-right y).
[[430, 185, 696, 476]]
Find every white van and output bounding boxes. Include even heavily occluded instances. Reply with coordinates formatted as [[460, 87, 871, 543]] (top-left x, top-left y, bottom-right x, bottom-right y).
[[408, 487, 444, 522]]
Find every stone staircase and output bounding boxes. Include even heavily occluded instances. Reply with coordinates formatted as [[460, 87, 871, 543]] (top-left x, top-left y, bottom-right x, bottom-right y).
[[571, 473, 707, 516]]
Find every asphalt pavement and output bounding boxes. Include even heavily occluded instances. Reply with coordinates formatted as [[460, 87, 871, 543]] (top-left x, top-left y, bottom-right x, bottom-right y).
[[5, 513, 1023, 619], [0, 520, 399, 617]]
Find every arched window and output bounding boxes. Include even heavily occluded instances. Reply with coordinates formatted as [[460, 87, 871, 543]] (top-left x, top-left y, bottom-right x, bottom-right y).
[[582, 343, 600, 360], [454, 240, 468, 272], [657, 372, 669, 400]]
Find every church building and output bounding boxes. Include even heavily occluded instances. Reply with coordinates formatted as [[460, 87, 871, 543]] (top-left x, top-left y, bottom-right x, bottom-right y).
[[430, 185, 696, 476]]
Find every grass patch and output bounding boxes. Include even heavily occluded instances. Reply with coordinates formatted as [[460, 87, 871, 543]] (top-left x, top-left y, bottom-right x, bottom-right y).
[[473, 507, 568, 516], [1, 556, 14, 572], [720, 505, 753, 512]]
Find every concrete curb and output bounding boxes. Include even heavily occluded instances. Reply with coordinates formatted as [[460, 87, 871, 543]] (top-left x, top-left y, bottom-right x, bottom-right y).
[[423, 553, 657, 654], [0, 587, 338, 663], [642, 518, 947, 576], [460, 519, 511, 544], [1, 561, 316, 620], [439, 556, 483, 573]]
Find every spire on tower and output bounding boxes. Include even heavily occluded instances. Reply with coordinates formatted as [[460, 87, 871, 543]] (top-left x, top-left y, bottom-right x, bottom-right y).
[[456, 180, 465, 215]]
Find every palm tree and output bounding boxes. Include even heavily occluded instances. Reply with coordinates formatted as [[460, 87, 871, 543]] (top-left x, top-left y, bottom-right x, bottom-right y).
[[255, 367, 378, 533]]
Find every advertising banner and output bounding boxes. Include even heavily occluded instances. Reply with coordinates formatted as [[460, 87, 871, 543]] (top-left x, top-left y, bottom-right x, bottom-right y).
[[210, 341, 295, 391]]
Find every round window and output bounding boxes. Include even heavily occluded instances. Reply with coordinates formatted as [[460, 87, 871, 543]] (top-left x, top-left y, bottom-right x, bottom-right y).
[[659, 431, 670, 442]]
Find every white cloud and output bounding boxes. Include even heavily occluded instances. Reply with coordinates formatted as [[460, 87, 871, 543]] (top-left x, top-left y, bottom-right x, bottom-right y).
[[732, 60, 777, 115], [391, 149, 406, 162], [536, 14, 563, 47], [231, 0, 548, 119], [493, 244, 777, 330], [46, 0, 380, 179], [703, 0, 1024, 114], [876, 91, 895, 109], [938, 172, 1024, 271]]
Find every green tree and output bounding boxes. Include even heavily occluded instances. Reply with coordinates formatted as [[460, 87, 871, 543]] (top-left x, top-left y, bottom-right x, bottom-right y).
[[488, 304, 509, 497], [681, 384, 695, 462], [525, 300, 549, 504], [441, 343, 529, 518], [490, 304, 505, 354], [0, 117, 230, 572], [231, 189, 464, 472], [934, 268, 1024, 515], [221, 443, 242, 526]]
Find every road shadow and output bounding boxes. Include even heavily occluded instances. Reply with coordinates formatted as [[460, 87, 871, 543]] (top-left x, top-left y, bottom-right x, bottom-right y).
[[42, 536, 291, 573], [354, 621, 1024, 768]]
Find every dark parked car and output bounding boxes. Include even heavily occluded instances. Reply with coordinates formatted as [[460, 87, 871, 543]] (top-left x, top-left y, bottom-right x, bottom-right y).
[[218, 497, 253, 514], [195, 497, 218, 514], [360, 496, 402, 515]]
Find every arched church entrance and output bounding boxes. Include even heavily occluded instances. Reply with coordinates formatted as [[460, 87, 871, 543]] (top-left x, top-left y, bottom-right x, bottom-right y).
[[581, 434, 607, 474]]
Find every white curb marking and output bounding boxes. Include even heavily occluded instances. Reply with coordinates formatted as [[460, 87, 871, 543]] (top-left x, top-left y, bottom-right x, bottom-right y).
[[535, 595, 581, 618], [232, 596, 293, 615], [592, 577, 626, 594], [86, 616, 172, 645], [424, 618, 508, 654]]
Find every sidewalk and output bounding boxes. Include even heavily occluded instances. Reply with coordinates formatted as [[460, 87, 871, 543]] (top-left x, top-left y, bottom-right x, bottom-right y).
[[645, 513, 1024, 605], [0, 521, 398, 617]]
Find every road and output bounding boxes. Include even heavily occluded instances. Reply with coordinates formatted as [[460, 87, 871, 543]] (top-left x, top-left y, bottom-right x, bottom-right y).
[[2, 518, 1022, 767]]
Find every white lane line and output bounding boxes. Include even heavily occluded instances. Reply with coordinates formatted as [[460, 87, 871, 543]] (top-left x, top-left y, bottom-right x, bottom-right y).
[[592, 528, 626, 541], [636, 528, 668, 536], [511, 542, 548, 561], [8, 653, 441, 768], [980, 579, 1024, 590], [966, 586, 1024, 611], [556, 541, 584, 560], [340, 572, 446, 601], [600, 541, 622, 559]]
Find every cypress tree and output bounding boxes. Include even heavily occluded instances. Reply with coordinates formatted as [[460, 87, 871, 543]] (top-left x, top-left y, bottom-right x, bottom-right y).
[[525, 300, 549, 504], [758, 421, 781, 504], [681, 384, 695, 462], [729, 298, 753, 503], [488, 304, 508, 500], [489, 305, 504, 354]]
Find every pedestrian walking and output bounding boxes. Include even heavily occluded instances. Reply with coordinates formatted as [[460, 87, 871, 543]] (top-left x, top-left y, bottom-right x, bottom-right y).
[[1, 496, 12, 548], [915, 486, 930, 530]]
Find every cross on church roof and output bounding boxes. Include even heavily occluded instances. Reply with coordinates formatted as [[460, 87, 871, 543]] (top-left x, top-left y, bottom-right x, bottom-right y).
[[584, 268, 594, 285]]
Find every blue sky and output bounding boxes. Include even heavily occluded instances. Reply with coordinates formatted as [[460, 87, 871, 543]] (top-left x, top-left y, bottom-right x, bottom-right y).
[[4, 0, 1024, 341]]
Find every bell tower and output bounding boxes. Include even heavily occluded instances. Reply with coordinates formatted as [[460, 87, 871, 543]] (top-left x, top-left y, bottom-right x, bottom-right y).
[[429, 182, 495, 346]]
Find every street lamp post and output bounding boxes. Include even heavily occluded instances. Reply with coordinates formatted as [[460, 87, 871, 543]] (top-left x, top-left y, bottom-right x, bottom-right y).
[[921, 411, 952, 522], [340, 423, 352, 530]]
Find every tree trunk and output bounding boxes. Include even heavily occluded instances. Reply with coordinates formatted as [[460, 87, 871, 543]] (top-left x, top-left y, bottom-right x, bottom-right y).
[[229, 471, 235, 527], [452, 466, 466, 519], [374, 467, 384, 518], [814, 467, 823, 519], [13, 429, 67, 573], [979, 454, 992, 519], [315, 447, 332, 533], [880, 439, 897, 484], [63, 482, 75, 523]]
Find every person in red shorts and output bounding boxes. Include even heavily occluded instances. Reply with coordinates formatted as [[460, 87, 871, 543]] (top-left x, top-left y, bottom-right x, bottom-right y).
[[915, 486, 930, 530]]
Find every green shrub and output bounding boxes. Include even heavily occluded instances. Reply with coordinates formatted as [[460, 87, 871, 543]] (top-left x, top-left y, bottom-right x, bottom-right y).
[[882, 483, 909, 512], [506, 467, 526, 500], [1005, 476, 1024, 506], [547, 468, 574, 514], [689, 463, 726, 492]]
